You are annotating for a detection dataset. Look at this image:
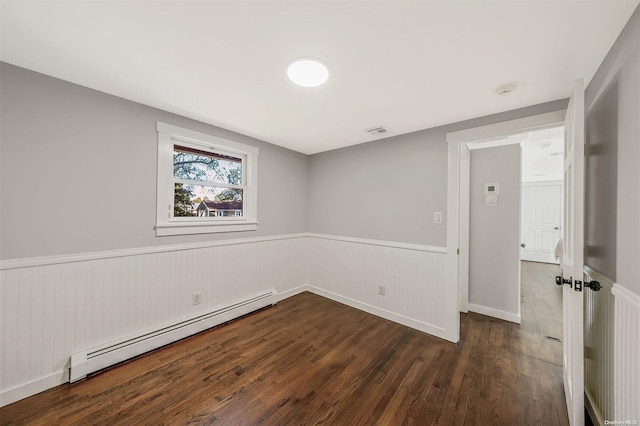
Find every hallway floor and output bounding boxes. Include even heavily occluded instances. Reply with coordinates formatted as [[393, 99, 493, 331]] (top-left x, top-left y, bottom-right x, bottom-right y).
[[520, 260, 564, 366]]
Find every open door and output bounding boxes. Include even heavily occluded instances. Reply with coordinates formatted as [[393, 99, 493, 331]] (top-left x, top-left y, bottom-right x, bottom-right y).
[[557, 78, 585, 425]]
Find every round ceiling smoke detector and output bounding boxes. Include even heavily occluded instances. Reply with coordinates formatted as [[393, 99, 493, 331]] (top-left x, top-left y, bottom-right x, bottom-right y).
[[287, 58, 329, 88], [496, 83, 517, 96]]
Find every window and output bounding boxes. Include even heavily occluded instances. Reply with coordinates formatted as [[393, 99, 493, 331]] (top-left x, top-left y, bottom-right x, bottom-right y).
[[156, 122, 258, 236]]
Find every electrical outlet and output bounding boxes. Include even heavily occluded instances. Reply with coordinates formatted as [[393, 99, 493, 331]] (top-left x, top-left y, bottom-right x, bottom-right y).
[[192, 292, 201, 305], [434, 212, 442, 224], [378, 285, 386, 296]]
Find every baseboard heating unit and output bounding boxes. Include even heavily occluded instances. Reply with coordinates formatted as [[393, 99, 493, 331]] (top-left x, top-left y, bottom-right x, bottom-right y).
[[70, 289, 277, 382]]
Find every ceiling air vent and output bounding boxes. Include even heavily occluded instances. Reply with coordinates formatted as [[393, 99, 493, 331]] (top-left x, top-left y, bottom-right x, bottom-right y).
[[364, 126, 389, 137]]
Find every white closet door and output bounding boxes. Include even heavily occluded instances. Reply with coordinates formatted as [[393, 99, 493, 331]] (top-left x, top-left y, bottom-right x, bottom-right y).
[[521, 182, 562, 263]]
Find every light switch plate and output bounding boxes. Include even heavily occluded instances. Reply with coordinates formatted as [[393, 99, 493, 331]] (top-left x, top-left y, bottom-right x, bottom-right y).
[[484, 194, 498, 206]]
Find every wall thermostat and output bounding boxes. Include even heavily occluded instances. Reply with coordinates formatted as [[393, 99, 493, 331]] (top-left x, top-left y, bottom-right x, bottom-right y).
[[484, 183, 500, 195]]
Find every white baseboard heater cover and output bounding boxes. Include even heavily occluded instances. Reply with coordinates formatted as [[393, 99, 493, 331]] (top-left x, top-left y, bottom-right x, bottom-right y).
[[70, 289, 277, 382]]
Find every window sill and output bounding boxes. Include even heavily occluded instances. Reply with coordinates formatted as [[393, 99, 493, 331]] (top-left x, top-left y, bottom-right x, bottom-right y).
[[156, 221, 258, 236]]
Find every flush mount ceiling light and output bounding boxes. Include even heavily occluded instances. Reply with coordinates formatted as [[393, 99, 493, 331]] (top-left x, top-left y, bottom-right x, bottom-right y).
[[287, 58, 329, 87]]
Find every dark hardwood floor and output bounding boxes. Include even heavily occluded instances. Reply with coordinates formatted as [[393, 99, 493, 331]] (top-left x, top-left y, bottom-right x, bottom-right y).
[[1, 264, 567, 425]]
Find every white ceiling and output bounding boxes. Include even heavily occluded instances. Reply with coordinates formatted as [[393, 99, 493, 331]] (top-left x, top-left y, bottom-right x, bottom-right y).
[[1, 1, 637, 155], [521, 126, 565, 183], [466, 126, 564, 182]]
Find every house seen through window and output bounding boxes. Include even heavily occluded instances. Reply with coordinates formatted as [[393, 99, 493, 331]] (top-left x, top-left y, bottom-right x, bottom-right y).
[[173, 145, 244, 218], [156, 122, 258, 236]]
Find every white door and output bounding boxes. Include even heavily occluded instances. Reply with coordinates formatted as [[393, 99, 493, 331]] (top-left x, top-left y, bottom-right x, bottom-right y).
[[521, 182, 562, 263], [560, 79, 585, 426]]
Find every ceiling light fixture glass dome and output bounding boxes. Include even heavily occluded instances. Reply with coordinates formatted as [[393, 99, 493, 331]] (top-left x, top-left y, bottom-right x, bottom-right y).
[[287, 58, 329, 87]]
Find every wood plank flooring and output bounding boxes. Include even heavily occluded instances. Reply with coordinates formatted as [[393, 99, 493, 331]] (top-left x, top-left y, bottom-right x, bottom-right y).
[[521, 261, 563, 337], [519, 260, 564, 366], [1, 263, 567, 425]]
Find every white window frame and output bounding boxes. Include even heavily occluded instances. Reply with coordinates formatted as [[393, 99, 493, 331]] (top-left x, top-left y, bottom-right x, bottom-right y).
[[156, 122, 258, 236]]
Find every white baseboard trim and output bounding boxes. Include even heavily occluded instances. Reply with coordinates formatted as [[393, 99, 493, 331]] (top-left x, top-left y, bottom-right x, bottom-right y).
[[585, 388, 605, 426], [521, 255, 559, 264], [306, 285, 450, 341], [276, 285, 309, 302], [2, 289, 280, 408], [468, 303, 521, 324], [69, 289, 277, 383], [1, 369, 69, 408]]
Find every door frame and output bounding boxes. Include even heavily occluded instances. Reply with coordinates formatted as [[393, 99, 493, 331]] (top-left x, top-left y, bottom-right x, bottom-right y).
[[446, 110, 566, 317], [457, 136, 525, 322]]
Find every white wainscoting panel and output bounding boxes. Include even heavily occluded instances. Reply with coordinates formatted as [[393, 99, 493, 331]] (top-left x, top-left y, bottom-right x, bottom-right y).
[[306, 234, 449, 341], [0, 234, 307, 407], [584, 267, 615, 426], [1, 232, 451, 407], [611, 283, 640, 424]]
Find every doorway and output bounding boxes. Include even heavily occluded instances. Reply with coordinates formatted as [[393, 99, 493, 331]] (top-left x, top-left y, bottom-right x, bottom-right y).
[[465, 136, 524, 323], [518, 125, 565, 360], [455, 124, 565, 324], [445, 110, 566, 343], [519, 124, 564, 354], [447, 84, 586, 424], [521, 126, 564, 264]]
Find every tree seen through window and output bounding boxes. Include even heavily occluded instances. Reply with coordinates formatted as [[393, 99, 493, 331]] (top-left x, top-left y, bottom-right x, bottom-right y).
[[173, 145, 243, 217]]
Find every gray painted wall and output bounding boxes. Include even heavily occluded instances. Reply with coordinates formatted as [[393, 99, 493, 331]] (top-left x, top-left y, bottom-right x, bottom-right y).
[[0, 63, 309, 259], [1, 62, 568, 260], [308, 129, 448, 245], [585, 5, 639, 294], [469, 145, 521, 317], [308, 100, 567, 247], [585, 82, 618, 279]]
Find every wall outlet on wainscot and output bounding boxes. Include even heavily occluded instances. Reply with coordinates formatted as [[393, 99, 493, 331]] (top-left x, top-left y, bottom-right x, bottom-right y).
[[378, 285, 386, 296], [192, 292, 201, 305]]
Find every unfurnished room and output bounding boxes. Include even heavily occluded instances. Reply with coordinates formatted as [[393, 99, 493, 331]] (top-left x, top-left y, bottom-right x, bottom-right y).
[[1, 1, 639, 425]]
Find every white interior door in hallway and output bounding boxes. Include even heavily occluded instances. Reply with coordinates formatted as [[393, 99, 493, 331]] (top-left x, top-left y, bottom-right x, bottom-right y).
[[561, 78, 585, 426], [521, 181, 562, 263]]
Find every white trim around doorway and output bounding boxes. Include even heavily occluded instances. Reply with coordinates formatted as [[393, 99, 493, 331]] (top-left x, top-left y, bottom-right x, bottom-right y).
[[446, 110, 566, 319]]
